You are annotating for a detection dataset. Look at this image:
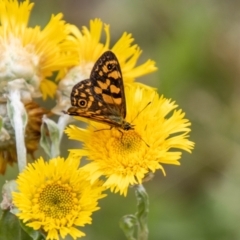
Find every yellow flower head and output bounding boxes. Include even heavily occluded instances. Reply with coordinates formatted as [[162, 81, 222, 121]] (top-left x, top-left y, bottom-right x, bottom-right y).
[[13, 156, 106, 240], [0, 0, 78, 99], [65, 85, 195, 196], [68, 18, 157, 82], [53, 19, 157, 114]]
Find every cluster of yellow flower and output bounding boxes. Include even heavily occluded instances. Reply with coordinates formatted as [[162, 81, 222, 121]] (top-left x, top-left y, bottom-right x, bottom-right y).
[[0, 0, 194, 239]]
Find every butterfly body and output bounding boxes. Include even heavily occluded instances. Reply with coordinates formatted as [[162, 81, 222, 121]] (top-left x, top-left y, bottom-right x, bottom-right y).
[[64, 51, 134, 131]]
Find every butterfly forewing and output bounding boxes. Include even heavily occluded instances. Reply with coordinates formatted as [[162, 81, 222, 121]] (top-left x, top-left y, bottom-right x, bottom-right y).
[[65, 51, 133, 130], [90, 51, 126, 118]]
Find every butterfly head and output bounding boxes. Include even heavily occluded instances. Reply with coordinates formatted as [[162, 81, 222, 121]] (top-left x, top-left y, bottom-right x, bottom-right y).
[[122, 120, 134, 131]]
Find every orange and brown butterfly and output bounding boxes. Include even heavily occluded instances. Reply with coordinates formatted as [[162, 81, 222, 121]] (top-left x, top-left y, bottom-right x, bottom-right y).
[[63, 51, 134, 131]]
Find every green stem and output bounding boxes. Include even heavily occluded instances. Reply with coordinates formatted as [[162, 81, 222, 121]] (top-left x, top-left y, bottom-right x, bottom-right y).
[[120, 184, 149, 240], [8, 89, 27, 172], [135, 184, 149, 240]]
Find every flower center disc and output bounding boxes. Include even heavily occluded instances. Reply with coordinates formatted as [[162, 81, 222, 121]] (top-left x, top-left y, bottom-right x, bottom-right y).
[[112, 130, 142, 156], [38, 182, 73, 219]]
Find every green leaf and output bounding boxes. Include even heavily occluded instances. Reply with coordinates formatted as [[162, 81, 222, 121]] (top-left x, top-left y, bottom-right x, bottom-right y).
[[0, 210, 32, 240], [19, 220, 43, 240], [119, 214, 137, 240], [40, 116, 60, 158]]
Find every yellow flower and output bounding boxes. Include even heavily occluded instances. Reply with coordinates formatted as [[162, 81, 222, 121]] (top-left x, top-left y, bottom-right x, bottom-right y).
[[13, 156, 106, 240], [0, 0, 78, 99], [65, 85, 195, 196], [53, 18, 157, 114], [68, 18, 157, 83]]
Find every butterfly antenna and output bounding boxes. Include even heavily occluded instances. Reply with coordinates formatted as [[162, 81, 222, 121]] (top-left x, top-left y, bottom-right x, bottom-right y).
[[129, 102, 151, 147], [130, 101, 151, 124]]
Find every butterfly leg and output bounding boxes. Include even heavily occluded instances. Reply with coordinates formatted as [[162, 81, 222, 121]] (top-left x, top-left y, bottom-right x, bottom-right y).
[[117, 129, 126, 145], [94, 126, 113, 132]]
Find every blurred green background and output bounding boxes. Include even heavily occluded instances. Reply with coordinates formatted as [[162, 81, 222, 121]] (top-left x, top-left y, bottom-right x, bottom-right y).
[[1, 0, 240, 239]]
